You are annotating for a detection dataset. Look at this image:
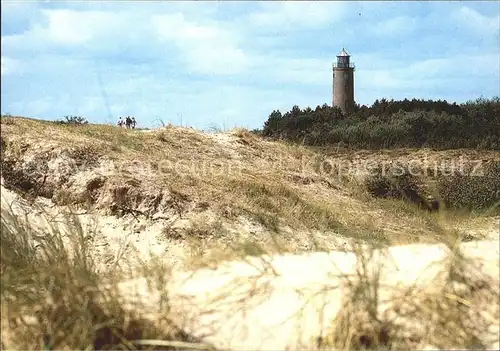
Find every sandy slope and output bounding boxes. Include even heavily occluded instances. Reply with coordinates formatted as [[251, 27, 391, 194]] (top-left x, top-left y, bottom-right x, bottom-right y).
[[116, 238, 500, 350], [0, 183, 184, 271], [2, 182, 499, 350]]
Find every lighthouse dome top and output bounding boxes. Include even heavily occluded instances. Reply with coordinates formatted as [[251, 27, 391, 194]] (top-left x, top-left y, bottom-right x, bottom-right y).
[[337, 48, 350, 57]]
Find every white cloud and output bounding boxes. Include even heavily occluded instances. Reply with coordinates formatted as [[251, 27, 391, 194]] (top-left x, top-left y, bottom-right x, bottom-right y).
[[400, 53, 499, 79], [1, 56, 20, 76], [370, 16, 417, 37], [357, 69, 403, 90], [248, 1, 348, 29], [451, 6, 500, 38], [2, 6, 172, 68], [42, 9, 106, 44], [250, 56, 332, 86], [3, 9, 130, 48], [355, 52, 500, 104], [39, 9, 134, 45], [152, 13, 250, 75]]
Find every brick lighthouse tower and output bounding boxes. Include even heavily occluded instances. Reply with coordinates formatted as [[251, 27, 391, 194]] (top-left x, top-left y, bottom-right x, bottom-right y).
[[332, 48, 355, 114]]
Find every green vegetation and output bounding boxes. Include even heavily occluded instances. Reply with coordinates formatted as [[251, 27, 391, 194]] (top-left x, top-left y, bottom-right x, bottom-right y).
[[261, 97, 500, 150], [437, 161, 500, 213], [56, 115, 89, 125], [363, 161, 500, 214]]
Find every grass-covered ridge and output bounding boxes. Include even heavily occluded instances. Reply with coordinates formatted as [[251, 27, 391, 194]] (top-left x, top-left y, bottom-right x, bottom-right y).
[[1, 116, 499, 248]]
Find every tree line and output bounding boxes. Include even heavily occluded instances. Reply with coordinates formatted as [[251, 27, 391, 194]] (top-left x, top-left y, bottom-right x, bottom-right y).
[[260, 97, 500, 149]]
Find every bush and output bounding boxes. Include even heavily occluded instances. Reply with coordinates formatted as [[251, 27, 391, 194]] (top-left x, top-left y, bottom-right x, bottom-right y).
[[56, 115, 89, 125], [262, 97, 500, 150], [365, 164, 422, 199], [364, 163, 439, 211], [437, 161, 500, 212]]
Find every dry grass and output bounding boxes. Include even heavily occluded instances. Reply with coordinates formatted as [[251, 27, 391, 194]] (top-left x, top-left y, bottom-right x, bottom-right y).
[[320, 237, 499, 350], [2, 199, 497, 350], [0, 200, 212, 350], [2, 116, 497, 250]]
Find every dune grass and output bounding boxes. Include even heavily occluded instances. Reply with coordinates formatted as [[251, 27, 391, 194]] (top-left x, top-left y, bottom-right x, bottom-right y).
[[0, 199, 211, 350], [319, 239, 498, 350], [2, 197, 497, 350], [2, 116, 496, 249]]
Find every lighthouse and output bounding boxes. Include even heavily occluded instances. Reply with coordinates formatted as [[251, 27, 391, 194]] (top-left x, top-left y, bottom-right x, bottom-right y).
[[332, 48, 355, 114]]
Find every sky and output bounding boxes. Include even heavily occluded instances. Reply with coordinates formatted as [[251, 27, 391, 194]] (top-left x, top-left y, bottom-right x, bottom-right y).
[[1, 1, 499, 130]]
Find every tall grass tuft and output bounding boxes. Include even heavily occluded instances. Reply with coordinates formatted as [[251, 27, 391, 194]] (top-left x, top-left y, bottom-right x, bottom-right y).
[[0, 200, 209, 350]]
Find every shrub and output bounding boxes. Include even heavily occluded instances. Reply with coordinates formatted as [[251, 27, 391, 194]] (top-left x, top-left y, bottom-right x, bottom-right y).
[[437, 161, 500, 212], [56, 115, 89, 125], [364, 163, 438, 211], [261, 97, 500, 150]]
